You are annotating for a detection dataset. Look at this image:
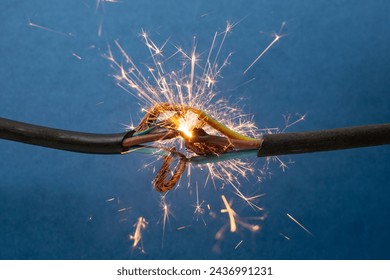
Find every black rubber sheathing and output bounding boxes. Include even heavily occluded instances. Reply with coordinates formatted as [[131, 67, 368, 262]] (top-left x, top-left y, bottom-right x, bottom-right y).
[[257, 123, 390, 157], [0, 117, 132, 154]]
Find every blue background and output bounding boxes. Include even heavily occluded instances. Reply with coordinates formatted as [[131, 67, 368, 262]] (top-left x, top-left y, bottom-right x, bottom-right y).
[[0, 0, 389, 259]]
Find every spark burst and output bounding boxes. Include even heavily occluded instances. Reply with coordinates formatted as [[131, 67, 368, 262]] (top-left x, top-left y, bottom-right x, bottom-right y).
[[107, 22, 265, 189], [106, 22, 289, 251]]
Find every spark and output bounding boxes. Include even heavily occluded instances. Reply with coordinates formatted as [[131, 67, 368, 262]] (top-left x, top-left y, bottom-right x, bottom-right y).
[[215, 224, 229, 240], [107, 23, 292, 250], [96, 0, 119, 12], [235, 239, 244, 249], [228, 77, 256, 92], [188, 45, 197, 100], [282, 113, 307, 132], [159, 197, 173, 247], [280, 232, 290, 240], [243, 22, 286, 75], [273, 155, 289, 171], [177, 225, 191, 230], [108, 21, 261, 189], [193, 184, 206, 225], [72, 53, 82, 60], [177, 122, 193, 138], [220, 195, 237, 232], [214, 204, 262, 252], [117, 207, 130, 212], [98, 21, 103, 37], [287, 213, 314, 237], [176, 112, 197, 138], [129, 217, 147, 249], [28, 19, 73, 37], [231, 183, 265, 212], [220, 195, 262, 237]]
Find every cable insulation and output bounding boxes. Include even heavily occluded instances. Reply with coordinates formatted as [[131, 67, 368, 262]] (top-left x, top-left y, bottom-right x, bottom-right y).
[[0, 117, 132, 154], [257, 123, 390, 157], [1, 117, 389, 157]]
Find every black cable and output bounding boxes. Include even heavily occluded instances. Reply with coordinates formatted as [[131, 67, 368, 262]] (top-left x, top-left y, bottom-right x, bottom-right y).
[[1, 117, 389, 156], [257, 123, 390, 157], [0, 117, 133, 154]]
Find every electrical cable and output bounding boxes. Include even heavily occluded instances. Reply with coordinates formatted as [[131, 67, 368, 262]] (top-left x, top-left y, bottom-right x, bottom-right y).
[[136, 103, 259, 141], [0, 117, 133, 154], [257, 123, 390, 157], [1, 117, 389, 157]]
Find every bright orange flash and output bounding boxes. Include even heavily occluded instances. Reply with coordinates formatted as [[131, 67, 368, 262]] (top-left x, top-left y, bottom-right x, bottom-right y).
[[174, 111, 199, 139], [177, 120, 193, 138]]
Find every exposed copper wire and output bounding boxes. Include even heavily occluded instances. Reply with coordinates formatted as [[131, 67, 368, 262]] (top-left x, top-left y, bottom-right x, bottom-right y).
[[135, 103, 258, 141], [122, 103, 262, 192], [185, 128, 262, 154], [153, 148, 188, 192]]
